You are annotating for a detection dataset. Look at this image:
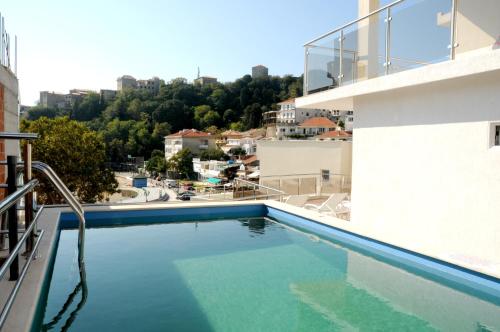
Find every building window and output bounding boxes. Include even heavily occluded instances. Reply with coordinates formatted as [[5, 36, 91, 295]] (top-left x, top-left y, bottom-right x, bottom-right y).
[[321, 170, 330, 181], [493, 124, 500, 146]]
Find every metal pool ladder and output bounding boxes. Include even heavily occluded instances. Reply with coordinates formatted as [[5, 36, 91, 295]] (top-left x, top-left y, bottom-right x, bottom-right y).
[[30, 161, 86, 266]]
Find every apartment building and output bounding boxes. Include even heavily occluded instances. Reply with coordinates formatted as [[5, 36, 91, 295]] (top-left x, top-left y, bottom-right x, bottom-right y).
[[39, 89, 94, 109], [39, 91, 66, 109], [164, 129, 216, 160], [296, 0, 500, 277], [117, 75, 160, 95]]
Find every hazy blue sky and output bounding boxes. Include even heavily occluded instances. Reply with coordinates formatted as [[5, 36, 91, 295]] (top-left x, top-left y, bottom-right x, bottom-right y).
[[2, 1, 359, 105]]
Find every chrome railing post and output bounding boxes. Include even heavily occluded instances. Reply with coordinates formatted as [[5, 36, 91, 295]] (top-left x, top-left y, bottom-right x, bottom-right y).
[[7, 155, 18, 281], [23, 142, 34, 252], [384, 7, 392, 74], [304, 46, 309, 95], [449, 0, 457, 60], [338, 30, 344, 86]]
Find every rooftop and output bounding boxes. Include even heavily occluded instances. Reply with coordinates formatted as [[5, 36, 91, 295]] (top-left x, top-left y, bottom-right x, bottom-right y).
[[166, 129, 212, 138], [316, 130, 352, 139], [299, 117, 337, 128]]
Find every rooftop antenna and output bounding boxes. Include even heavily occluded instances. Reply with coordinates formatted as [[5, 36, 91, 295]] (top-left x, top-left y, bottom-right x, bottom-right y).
[[197, 66, 200, 79]]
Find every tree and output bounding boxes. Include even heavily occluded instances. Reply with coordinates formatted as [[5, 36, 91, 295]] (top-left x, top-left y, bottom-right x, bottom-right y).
[[242, 103, 262, 130], [146, 150, 167, 174], [166, 148, 194, 179], [71, 92, 103, 121], [21, 117, 118, 203], [200, 148, 229, 161], [229, 121, 245, 131], [229, 147, 246, 157], [26, 106, 65, 120]]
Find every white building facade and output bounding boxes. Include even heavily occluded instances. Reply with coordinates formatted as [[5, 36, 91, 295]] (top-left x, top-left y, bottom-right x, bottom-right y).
[[276, 98, 353, 139], [297, 0, 500, 278], [164, 129, 216, 160]]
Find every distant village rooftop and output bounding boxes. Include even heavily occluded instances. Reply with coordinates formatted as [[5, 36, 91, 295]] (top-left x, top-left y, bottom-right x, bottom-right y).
[[299, 117, 337, 128], [166, 129, 212, 138], [316, 130, 352, 139]]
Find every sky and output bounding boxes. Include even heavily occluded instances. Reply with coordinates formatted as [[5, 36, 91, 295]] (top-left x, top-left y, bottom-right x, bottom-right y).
[[1, 0, 359, 105]]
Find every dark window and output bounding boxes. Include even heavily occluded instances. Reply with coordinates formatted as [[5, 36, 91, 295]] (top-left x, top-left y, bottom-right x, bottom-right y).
[[495, 125, 500, 146]]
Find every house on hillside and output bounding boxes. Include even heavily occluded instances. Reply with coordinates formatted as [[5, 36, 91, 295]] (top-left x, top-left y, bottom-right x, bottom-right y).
[[298, 117, 339, 137], [164, 129, 216, 159]]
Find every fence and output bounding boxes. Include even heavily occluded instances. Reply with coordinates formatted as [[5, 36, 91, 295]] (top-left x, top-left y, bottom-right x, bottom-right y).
[[260, 173, 351, 196]]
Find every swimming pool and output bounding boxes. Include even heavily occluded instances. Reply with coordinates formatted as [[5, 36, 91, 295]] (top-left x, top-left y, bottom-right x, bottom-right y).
[[31, 204, 500, 331]]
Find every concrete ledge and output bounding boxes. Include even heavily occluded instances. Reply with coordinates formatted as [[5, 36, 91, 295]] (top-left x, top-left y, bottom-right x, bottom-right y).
[[296, 47, 500, 110]]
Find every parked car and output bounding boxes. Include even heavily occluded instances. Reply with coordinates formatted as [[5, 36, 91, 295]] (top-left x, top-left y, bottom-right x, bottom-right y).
[[176, 193, 191, 201]]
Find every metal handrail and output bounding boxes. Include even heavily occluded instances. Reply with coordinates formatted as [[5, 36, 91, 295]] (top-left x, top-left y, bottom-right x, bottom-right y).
[[304, 0, 404, 46], [0, 230, 44, 330], [30, 162, 85, 267], [234, 178, 285, 195], [0, 179, 38, 215], [0, 132, 38, 140], [0, 207, 43, 281], [0, 132, 87, 330]]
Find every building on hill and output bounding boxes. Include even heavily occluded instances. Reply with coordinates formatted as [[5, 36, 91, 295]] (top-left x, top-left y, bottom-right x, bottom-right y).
[[100, 89, 117, 103], [275, 98, 347, 139], [252, 65, 268, 79], [39, 91, 66, 109], [298, 117, 339, 137], [117, 75, 160, 95], [137, 77, 160, 95], [117, 75, 137, 91], [194, 76, 218, 86], [164, 129, 216, 160], [219, 128, 265, 155]]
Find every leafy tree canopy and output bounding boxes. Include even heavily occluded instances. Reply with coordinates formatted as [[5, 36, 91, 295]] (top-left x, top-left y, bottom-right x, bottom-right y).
[[33, 74, 303, 163], [21, 117, 118, 203]]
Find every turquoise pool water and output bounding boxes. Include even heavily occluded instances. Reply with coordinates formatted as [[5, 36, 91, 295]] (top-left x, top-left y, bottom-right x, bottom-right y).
[[35, 217, 500, 331]]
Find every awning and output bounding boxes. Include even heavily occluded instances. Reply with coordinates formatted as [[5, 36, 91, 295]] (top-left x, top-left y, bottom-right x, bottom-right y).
[[206, 177, 222, 184]]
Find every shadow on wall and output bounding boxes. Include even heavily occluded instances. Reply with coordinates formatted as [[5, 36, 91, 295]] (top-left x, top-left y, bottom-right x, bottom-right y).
[[354, 70, 500, 129]]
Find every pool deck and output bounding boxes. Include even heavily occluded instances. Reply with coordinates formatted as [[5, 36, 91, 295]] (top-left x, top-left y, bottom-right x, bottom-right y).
[[1, 200, 499, 331]]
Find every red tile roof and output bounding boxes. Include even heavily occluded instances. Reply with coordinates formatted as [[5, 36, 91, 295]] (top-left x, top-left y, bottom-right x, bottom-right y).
[[241, 155, 258, 165], [299, 117, 337, 128], [316, 130, 352, 139], [167, 129, 212, 138]]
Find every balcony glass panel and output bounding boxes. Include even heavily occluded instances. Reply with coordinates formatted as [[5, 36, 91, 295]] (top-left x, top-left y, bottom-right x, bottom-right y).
[[389, 0, 452, 74], [304, 0, 452, 95], [342, 12, 386, 85], [305, 33, 340, 94]]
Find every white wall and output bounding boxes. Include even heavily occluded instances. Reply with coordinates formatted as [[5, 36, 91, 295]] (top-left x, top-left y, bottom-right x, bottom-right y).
[[0, 66, 20, 157], [257, 140, 352, 194], [351, 70, 500, 277]]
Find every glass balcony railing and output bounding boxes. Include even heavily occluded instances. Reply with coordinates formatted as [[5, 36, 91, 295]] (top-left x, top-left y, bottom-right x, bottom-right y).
[[304, 0, 456, 95]]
